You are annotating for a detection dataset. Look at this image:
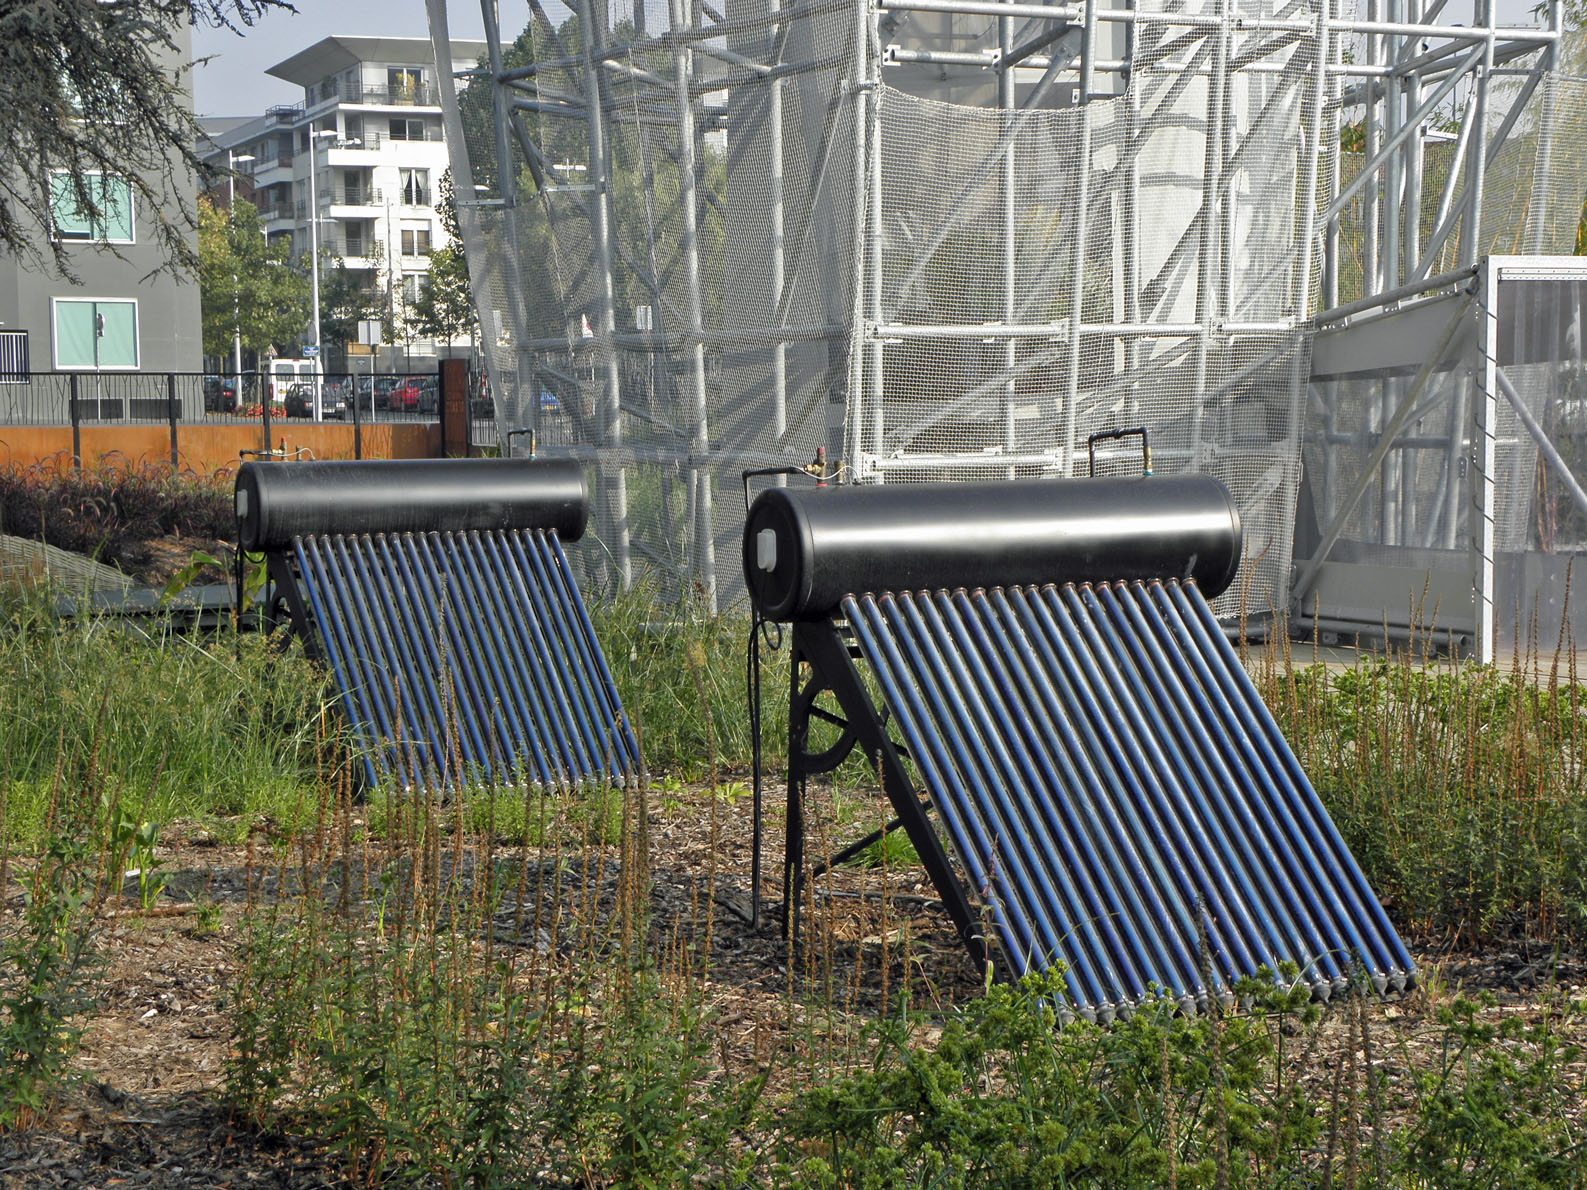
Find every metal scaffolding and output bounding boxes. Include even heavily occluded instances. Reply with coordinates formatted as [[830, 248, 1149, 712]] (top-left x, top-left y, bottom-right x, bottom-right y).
[[435, 0, 1579, 634]]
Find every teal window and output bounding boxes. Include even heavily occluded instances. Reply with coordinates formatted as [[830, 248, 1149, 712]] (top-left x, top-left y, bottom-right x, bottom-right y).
[[49, 173, 134, 243], [52, 299, 138, 370]]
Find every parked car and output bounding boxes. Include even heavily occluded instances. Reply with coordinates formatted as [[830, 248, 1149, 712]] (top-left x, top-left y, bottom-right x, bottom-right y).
[[327, 384, 374, 421], [417, 376, 440, 414], [372, 376, 401, 411], [386, 376, 427, 413], [282, 382, 315, 418], [202, 375, 239, 412]]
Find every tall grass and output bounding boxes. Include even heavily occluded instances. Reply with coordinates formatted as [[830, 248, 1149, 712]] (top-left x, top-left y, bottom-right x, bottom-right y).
[[225, 772, 766, 1185], [3, 593, 1586, 1179], [0, 596, 333, 842], [1258, 630, 1587, 946], [592, 579, 789, 775]]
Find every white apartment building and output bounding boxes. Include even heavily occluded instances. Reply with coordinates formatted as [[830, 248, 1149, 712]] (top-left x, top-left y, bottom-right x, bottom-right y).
[[200, 36, 486, 366]]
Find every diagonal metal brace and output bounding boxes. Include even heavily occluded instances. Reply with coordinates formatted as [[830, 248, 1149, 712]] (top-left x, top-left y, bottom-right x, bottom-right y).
[[1291, 293, 1475, 606], [784, 620, 986, 974]]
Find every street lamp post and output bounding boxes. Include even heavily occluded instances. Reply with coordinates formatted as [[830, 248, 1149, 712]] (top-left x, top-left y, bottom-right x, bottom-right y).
[[228, 151, 255, 399], [307, 128, 338, 420]]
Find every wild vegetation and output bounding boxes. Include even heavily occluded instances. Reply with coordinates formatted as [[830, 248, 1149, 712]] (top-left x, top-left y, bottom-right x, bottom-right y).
[[1, 475, 1586, 1180], [0, 456, 235, 577]]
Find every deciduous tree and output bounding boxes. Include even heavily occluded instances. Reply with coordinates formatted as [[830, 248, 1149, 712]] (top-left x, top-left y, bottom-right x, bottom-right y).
[[197, 195, 309, 359]]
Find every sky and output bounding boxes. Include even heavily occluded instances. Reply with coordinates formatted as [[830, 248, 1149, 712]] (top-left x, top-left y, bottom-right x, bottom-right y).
[[191, 2, 498, 118]]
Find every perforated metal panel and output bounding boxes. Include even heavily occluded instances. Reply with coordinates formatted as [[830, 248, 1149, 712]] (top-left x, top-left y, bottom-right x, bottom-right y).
[[292, 528, 638, 791]]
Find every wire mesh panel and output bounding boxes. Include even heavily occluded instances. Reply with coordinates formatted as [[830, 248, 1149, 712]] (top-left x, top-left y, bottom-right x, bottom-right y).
[[293, 527, 639, 792], [440, 0, 1579, 624], [843, 578, 1414, 1019]]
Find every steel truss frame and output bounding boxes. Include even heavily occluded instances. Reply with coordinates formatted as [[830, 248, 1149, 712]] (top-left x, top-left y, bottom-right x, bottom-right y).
[[458, 0, 1563, 613]]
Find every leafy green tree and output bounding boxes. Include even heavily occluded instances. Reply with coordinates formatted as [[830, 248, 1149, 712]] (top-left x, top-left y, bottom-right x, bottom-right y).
[[410, 246, 477, 347], [410, 172, 478, 347], [0, 1, 291, 278], [197, 195, 309, 361], [315, 252, 382, 369]]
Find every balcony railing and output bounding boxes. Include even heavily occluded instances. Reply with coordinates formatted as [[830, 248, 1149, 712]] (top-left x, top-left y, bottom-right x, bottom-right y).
[[320, 234, 378, 259], [344, 83, 440, 107], [267, 104, 303, 124], [399, 188, 432, 207], [308, 186, 386, 208], [265, 202, 295, 221], [333, 130, 443, 151]]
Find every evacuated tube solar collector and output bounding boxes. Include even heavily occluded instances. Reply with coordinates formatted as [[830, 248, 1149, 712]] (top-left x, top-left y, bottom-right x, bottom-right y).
[[238, 457, 637, 793], [747, 474, 1413, 1019]]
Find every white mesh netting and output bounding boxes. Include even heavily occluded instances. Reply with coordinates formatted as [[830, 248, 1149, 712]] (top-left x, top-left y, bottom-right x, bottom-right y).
[[434, 0, 1583, 619]]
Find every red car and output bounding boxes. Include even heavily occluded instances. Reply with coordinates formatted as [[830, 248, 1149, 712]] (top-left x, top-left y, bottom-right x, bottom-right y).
[[385, 377, 438, 413]]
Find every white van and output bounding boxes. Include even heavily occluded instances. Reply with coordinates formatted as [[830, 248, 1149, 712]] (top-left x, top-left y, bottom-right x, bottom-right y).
[[267, 358, 320, 400]]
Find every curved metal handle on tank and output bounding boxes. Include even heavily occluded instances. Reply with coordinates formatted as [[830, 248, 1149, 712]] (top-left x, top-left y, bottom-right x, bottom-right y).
[[1087, 427, 1152, 478]]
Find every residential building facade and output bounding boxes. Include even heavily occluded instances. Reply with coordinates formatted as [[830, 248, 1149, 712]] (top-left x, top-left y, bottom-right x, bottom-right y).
[[0, 23, 201, 380], [199, 36, 486, 370]]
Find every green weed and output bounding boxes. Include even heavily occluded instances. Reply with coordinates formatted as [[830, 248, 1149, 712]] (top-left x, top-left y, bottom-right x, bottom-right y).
[[0, 603, 334, 847], [1262, 651, 1587, 945]]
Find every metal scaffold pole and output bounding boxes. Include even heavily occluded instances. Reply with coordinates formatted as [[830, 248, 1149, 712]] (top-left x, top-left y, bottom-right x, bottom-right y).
[[579, 0, 632, 590], [668, 0, 716, 609]]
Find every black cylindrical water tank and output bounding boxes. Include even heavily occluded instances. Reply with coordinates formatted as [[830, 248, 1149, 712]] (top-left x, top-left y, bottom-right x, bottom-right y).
[[743, 474, 1243, 621], [236, 458, 588, 552]]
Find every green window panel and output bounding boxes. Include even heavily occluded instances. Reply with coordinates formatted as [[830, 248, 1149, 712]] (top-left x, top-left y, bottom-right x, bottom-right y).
[[49, 173, 134, 243], [54, 299, 138, 370]]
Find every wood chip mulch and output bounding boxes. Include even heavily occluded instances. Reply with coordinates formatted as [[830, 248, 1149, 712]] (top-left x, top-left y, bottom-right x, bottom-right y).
[[4, 784, 1586, 1187]]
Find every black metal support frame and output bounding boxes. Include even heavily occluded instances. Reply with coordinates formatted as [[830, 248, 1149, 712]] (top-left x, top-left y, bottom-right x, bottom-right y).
[[260, 548, 318, 657], [776, 617, 987, 974]]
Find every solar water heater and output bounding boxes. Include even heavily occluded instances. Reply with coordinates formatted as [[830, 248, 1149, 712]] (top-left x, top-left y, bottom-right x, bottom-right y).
[[744, 472, 1413, 1019], [237, 457, 638, 792]]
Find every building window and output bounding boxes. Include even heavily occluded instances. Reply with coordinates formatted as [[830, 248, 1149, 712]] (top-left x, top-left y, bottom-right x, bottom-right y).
[[0, 332, 29, 382], [399, 169, 429, 206], [52, 299, 138, 370], [401, 226, 431, 257], [388, 67, 423, 103], [389, 118, 426, 142], [402, 273, 422, 304], [49, 173, 134, 243]]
